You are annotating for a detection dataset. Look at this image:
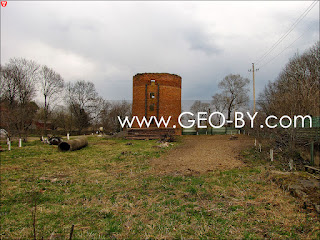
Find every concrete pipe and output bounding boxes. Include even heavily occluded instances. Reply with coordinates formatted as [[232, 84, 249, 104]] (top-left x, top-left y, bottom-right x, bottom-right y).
[[58, 137, 88, 151]]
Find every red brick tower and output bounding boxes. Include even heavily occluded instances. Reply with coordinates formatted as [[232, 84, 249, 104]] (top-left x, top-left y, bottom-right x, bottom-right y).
[[132, 73, 182, 135]]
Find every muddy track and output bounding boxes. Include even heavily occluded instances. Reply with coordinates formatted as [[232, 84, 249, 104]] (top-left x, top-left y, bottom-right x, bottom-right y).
[[151, 135, 253, 175]]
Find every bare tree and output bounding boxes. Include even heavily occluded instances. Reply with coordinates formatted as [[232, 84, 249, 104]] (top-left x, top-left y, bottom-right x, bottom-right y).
[[218, 74, 250, 123], [259, 41, 320, 117], [99, 101, 111, 132], [0, 65, 15, 104], [190, 100, 210, 127], [50, 106, 74, 134], [38, 65, 64, 135], [65, 80, 100, 134], [211, 93, 227, 125], [0, 58, 40, 138], [100, 100, 131, 133], [90, 96, 105, 132], [257, 41, 320, 150], [190, 100, 210, 114], [0, 65, 7, 101]]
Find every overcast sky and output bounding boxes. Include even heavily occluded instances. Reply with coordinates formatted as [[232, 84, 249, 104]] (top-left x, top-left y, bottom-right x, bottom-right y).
[[1, 1, 319, 102]]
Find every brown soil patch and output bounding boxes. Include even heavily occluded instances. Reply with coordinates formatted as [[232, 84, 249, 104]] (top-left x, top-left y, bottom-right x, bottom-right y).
[[151, 135, 253, 175]]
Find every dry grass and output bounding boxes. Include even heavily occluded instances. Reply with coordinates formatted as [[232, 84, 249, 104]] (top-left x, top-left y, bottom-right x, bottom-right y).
[[0, 136, 319, 239]]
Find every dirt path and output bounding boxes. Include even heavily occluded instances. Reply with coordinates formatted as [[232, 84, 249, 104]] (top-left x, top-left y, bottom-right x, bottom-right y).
[[151, 135, 253, 175]]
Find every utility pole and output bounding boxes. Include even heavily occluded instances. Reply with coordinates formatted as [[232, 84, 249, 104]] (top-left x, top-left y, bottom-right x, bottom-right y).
[[252, 63, 255, 113], [248, 63, 259, 113]]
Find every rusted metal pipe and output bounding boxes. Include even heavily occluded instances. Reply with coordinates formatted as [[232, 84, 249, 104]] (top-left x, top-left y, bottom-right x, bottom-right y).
[[58, 137, 88, 151]]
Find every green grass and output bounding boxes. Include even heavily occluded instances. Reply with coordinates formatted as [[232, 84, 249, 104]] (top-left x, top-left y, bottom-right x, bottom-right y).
[[1, 136, 319, 239]]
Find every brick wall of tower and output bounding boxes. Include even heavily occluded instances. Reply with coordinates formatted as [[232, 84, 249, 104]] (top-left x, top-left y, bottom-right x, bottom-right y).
[[132, 73, 182, 134]]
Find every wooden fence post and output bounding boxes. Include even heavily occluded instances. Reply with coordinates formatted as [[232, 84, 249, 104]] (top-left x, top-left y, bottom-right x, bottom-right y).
[[270, 149, 273, 162], [259, 144, 261, 152], [310, 141, 314, 166]]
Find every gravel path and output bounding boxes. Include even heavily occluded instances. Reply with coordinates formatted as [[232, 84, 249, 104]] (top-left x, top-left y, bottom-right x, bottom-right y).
[[151, 134, 253, 175]]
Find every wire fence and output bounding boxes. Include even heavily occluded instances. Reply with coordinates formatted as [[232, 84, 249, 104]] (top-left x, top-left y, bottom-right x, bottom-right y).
[[245, 116, 320, 168]]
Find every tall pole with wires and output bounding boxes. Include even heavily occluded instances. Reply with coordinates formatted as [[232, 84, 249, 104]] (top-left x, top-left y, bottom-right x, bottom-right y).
[[249, 63, 259, 113], [253, 63, 255, 113]]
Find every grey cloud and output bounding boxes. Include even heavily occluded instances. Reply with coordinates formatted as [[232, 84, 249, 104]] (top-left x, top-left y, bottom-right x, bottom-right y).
[[184, 29, 222, 56], [1, 1, 319, 101]]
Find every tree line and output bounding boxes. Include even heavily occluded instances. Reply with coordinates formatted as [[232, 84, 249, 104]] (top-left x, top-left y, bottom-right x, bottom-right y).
[[0, 58, 131, 139], [1, 42, 318, 139], [254, 41, 320, 148], [258, 41, 319, 118]]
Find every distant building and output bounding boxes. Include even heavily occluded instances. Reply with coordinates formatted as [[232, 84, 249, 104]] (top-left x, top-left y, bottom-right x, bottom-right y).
[[31, 120, 53, 131]]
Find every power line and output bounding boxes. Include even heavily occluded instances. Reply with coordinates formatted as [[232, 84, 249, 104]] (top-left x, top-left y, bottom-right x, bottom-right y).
[[255, 0, 318, 65], [257, 27, 309, 69], [255, 0, 318, 64]]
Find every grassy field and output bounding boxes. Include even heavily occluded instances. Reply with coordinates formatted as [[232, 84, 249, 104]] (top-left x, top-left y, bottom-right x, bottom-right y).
[[1, 136, 319, 239]]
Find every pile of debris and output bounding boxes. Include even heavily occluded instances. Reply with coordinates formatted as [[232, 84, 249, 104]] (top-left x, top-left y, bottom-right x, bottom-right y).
[[41, 136, 62, 145]]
